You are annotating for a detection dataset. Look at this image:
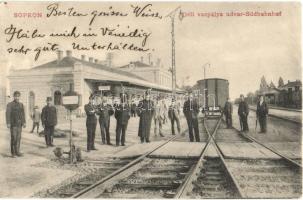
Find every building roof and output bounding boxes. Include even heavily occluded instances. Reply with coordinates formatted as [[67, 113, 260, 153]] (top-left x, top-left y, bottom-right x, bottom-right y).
[[32, 56, 146, 81], [119, 61, 152, 68], [282, 80, 302, 88]]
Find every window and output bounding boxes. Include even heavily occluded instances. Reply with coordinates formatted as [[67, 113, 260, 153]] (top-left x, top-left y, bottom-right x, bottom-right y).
[[54, 90, 62, 105], [295, 86, 299, 92]]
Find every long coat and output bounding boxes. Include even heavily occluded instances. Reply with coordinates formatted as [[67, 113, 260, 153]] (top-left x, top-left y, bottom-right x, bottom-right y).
[[137, 100, 154, 138], [6, 100, 26, 127], [41, 105, 57, 127], [256, 101, 268, 118]]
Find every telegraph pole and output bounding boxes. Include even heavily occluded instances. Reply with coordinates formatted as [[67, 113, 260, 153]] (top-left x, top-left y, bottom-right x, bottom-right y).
[[166, 6, 182, 97]]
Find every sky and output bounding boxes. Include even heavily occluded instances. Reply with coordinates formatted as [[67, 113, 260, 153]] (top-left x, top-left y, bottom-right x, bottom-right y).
[[0, 2, 301, 99]]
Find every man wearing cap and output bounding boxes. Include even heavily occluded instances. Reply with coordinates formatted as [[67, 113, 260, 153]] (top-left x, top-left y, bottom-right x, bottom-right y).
[[41, 97, 57, 147], [97, 95, 114, 145], [115, 93, 131, 146], [183, 91, 200, 142], [6, 91, 26, 157], [137, 90, 154, 143], [30, 106, 41, 133], [238, 94, 249, 132], [168, 98, 181, 135], [84, 95, 97, 152]]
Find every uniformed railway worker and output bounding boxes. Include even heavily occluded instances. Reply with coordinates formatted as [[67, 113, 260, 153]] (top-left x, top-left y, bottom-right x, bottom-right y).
[[41, 97, 57, 147], [6, 91, 26, 158], [84, 95, 97, 152], [223, 97, 233, 128], [183, 91, 200, 142], [238, 94, 249, 132], [115, 93, 131, 146], [97, 95, 114, 145], [256, 95, 268, 133], [168, 98, 181, 135], [137, 90, 154, 143]]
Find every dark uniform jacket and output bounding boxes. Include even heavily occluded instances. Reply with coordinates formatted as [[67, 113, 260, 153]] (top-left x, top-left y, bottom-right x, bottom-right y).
[[137, 100, 154, 138], [256, 101, 268, 118], [238, 101, 249, 116], [115, 104, 131, 125], [97, 104, 114, 125], [41, 105, 57, 126], [224, 101, 233, 115], [84, 103, 97, 124], [6, 100, 26, 127], [183, 99, 199, 120]]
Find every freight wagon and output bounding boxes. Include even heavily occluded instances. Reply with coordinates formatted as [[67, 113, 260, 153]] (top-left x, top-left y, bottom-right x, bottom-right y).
[[192, 78, 229, 116]]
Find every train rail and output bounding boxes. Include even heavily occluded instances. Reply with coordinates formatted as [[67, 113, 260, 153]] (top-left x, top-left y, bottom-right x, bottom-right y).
[[72, 118, 223, 198], [210, 117, 302, 198], [42, 116, 301, 198]]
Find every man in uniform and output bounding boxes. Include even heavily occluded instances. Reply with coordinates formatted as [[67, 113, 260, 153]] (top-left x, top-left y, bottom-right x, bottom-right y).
[[30, 106, 41, 133], [84, 95, 97, 152], [6, 91, 26, 158], [168, 98, 181, 135], [115, 93, 131, 146], [183, 91, 200, 142], [137, 90, 154, 143], [223, 98, 233, 128], [41, 97, 57, 147], [97, 95, 114, 145], [256, 95, 268, 133], [238, 94, 249, 132]]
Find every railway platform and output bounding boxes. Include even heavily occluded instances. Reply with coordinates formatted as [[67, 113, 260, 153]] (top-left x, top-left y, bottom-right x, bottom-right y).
[[249, 105, 302, 123], [0, 111, 301, 198]]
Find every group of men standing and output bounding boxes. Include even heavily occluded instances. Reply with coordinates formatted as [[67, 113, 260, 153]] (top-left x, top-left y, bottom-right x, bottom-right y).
[[6, 91, 58, 158], [84, 94, 131, 152], [224, 94, 268, 133], [5, 89, 269, 158]]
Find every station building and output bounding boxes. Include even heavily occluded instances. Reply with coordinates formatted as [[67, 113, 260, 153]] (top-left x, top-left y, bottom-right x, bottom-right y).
[[7, 50, 180, 122]]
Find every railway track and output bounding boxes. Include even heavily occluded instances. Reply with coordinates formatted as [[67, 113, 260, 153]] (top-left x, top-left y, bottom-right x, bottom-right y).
[[211, 117, 302, 198], [44, 116, 301, 198], [71, 118, 224, 198]]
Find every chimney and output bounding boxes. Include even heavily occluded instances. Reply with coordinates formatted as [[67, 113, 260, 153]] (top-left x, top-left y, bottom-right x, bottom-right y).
[[106, 52, 113, 67], [66, 50, 72, 57], [140, 56, 144, 63], [89, 57, 94, 63], [81, 55, 86, 61], [94, 59, 98, 63], [57, 50, 63, 63]]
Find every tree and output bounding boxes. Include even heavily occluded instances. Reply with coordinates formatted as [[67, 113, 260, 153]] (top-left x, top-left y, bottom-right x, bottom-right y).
[[278, 77, 284, 87]]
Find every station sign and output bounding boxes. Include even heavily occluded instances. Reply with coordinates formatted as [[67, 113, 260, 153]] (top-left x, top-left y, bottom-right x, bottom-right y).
[[63, 96, 80, 105], [98, 86, 110, 91]]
